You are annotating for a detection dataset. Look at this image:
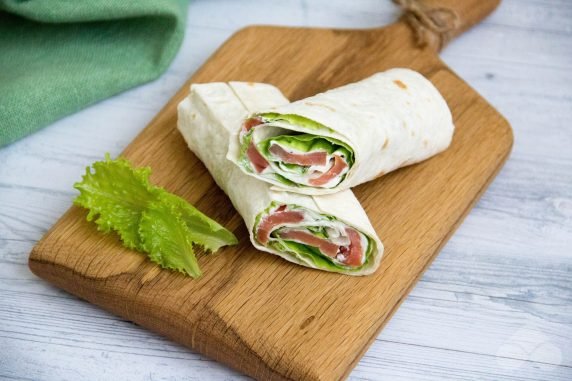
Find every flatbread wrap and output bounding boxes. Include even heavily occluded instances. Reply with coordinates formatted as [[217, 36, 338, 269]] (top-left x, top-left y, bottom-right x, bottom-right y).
[[177, 82, 383, 275], [227, 68, 455, 195]]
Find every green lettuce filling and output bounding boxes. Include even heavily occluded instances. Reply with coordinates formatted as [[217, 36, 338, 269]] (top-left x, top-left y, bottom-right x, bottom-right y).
[[271, 240, 341, 272], [258, 112, 334, 133]]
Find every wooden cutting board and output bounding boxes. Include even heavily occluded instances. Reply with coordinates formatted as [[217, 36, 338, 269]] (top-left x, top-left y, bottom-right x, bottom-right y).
[[29, 1, 512, 380]]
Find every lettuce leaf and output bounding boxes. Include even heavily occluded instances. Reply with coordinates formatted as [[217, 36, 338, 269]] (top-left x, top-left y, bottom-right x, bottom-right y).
[[258, 112, 334, 133], [158, 191, 238, 252], [139, 197, 202, 278], [74, 154, 237, 278], [276, 240, 340, 271], [74, 154, 156, 250]]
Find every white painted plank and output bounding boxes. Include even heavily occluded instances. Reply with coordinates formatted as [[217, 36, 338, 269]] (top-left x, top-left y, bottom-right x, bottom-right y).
[[1, 248, 571, 380]]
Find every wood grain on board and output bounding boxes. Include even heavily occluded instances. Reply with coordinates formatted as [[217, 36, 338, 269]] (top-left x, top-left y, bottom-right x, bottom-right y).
[[28, 1, 513, 380]]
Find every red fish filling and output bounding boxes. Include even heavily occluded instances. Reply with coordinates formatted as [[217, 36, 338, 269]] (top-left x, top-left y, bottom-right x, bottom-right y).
[[256, 206, 364, 267], [242, 117, 264, 132], [247, 141, 270, 173], [279, 229, 340, 257], [256, 209, 305, 245], [308, 155, 348, 186], [247, 140, 348, 184], [243, 118, 349, 186], [268, 144, 328, 167]]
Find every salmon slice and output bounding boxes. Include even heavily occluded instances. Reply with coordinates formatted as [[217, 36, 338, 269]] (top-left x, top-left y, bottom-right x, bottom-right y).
[[278, 229, 340, 258], [257, 209, 305, 244], [268, 144, 328, 167], [242, 117, 263, 132], [344, 228, 363, 266], [247, 141, 269, 173], [308, 155, 348, 186]]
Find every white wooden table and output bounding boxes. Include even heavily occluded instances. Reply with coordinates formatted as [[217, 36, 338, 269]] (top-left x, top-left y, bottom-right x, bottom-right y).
[[1, 1, 571, 380]]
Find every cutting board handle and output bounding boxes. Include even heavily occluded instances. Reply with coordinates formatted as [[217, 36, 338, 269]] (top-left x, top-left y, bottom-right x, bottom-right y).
[[393, 0, 501, 51]]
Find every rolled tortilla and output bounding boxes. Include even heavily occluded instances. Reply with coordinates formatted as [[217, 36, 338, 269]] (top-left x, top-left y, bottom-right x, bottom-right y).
[[227, 68, 455, 195], [177, 82, 383, 275]]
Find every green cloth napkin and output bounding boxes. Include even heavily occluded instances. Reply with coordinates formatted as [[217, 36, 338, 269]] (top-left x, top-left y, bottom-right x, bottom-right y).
[[0, 0, 189, 148]]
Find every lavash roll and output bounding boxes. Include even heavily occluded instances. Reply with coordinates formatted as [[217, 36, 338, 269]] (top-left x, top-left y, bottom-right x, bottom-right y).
[[228, 68, 454, 195], [177, 82, 383, 275]]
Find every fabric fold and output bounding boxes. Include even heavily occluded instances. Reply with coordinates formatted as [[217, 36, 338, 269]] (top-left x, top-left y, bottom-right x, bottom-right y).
[[0, 0, 189, 147]]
